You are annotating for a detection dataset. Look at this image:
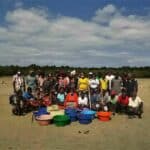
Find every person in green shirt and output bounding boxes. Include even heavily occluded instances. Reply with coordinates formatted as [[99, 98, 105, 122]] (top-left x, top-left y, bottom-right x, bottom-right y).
[[107, 90, 118, 115]]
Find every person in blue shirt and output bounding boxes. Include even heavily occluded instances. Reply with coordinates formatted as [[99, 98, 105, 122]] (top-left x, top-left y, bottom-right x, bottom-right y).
[[23, 87, 34, 101], [56, 87, 66, 106]]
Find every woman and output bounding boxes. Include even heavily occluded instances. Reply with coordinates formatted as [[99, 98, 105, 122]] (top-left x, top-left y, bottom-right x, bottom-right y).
[[56, 87, 66, 106], [64, 88, 78, 108]]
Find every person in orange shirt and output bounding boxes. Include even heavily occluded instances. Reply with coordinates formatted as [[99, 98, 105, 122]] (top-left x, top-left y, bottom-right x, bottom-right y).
[[64, 88, 78, 108]]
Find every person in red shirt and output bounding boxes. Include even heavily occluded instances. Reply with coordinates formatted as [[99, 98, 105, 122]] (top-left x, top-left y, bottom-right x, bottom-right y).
[[64, 88, 78, 108], [117, 89, 129, 113]]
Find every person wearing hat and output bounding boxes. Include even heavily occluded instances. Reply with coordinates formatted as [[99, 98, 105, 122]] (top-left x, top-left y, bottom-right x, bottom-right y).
[[13, 71, 25, 93], [116, 88, 129, 114], [107, 90, 118, 115]]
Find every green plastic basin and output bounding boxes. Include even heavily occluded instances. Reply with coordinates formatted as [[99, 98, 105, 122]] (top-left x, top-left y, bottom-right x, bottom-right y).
[[53, 115, 70, 127]]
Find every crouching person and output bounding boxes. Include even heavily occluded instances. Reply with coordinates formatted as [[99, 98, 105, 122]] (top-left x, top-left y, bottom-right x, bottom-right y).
[[9, 90, 25, 116], [116, 89, 129, 114], [128, 92, 143, 119], [64, 88, 78, 108], [107, 90, 118, 115], [23, 87, 37, 112], [78, 92, 88, 109]]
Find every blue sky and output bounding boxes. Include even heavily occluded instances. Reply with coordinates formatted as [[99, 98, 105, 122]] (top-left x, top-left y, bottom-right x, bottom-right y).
[[0, 0, 150, 67]]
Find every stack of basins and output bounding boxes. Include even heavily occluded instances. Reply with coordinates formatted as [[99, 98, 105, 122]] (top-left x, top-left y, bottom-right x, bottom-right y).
[[65, 107, 78, 122], [78, 109, 96, 124], [34, 107, 52, 126]]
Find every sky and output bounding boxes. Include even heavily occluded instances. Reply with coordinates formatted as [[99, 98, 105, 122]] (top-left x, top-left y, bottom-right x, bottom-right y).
[[0, 0, 150, 67]]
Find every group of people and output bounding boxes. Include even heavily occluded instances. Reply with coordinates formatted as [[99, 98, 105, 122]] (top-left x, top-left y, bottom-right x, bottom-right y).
[[10, 70, 143, 119]]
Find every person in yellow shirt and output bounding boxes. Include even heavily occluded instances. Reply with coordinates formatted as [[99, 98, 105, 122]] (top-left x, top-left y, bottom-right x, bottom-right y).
[[78, 73, 89, 92], [100, 75, 108, 96]]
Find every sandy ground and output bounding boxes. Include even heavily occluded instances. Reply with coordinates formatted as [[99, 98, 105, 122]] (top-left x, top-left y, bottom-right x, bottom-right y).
[[0, 77, 150, 150]]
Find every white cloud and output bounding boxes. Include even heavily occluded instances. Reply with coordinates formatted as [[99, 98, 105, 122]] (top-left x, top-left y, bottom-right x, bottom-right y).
[[0, 4, 150, 67]]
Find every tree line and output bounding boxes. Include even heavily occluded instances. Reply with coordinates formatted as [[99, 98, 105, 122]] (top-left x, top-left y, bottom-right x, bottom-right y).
[[0, 64, 150, 78]]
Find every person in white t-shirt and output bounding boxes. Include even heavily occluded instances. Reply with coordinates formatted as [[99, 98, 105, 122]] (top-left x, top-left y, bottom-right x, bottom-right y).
[[78, 92, 88, 108], [13, 71, 25, 93], [105, 72, 115, 93], [128, 92, 143, 118], [89, 73, 100, 90]]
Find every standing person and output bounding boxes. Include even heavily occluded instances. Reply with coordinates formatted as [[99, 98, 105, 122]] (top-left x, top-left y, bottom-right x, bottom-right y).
[[105, 71, 115, 94], [111, 74, 122, 95], [37, 72, 45, 92], [123, 73, 138, 97], [78, 73, 89, 93], [43, 74, 54, 94], [13, 71, 25, 93], [68, 76, 77, 92], [100, 75, 108, 97], [26, 70, 37, 93], [58, 73, 68, 90], [89, 73, 100, 91]]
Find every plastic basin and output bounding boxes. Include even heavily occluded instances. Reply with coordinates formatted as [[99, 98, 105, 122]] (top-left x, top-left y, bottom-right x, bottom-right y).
[[97, 111, 111, 122], [53, 115, 70, 127]]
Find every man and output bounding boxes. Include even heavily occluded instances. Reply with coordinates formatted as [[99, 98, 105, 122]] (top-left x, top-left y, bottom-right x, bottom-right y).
[[43, 74, 54, 94], [13, 71, 25, 93], [26, 70, 37, 92], [128, 92, 143, 119], [111, 74, 122, 95], [78, 92, 88, 108], [117, 89, 129, 113], [89, 73, 100, 91], [123, 73, 138, 97], [105, 72, 115, 94], [107, 90, 118, 115]]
